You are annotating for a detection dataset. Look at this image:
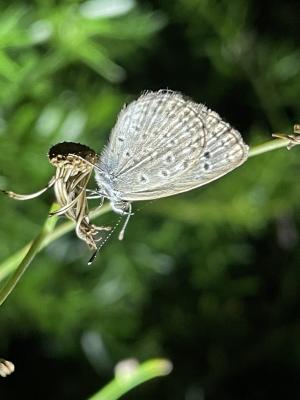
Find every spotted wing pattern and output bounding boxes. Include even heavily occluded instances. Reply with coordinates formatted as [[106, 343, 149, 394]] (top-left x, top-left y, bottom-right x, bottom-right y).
[[97, 90, 248, 201]]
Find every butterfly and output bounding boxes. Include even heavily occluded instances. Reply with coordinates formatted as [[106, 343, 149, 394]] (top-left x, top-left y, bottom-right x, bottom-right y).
[[94, 90, 248, 240]]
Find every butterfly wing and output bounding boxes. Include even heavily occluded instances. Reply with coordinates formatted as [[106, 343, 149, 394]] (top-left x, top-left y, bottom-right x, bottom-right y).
[[97, 91, 248, 201], [152, 108, 249, 198]]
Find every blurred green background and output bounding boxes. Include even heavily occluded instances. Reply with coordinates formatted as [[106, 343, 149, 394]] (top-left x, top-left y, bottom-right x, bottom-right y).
[[1, 0, 300, 398]]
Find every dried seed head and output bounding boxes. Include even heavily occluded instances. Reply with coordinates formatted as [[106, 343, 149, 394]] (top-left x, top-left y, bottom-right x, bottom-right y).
[[48, 142, 110, 250], [272, 125, 300, 150], [49, 142, 98, 171], [3, 142, 110, 250], [0, 359, 15, 377]]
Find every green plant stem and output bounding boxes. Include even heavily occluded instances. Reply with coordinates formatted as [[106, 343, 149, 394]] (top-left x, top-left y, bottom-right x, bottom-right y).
[[0, 203, 111, 283], [88, 359, 172, 400], [248, 137, 290, 157], [0, 206, 58, 306]]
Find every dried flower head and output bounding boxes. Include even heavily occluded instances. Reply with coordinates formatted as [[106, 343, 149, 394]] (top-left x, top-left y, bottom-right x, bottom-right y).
[[2, 142, 110, 250], [0, 359, 15, 377], [272, 124, 300, 150]]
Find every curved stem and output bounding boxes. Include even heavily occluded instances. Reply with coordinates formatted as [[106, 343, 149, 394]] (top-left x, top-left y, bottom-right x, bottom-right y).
[[0, 205, 58, 306], [0, 204, 112, 284], [88, 359, 172, 400]]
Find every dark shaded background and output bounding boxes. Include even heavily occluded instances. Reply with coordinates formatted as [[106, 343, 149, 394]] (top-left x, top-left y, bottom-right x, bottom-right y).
[[1, 0, 300, 399]]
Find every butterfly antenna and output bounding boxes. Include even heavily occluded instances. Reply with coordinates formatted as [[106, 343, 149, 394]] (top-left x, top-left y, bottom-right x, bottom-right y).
[[88, 214, 124, 265], [118, 203, 132, 241]]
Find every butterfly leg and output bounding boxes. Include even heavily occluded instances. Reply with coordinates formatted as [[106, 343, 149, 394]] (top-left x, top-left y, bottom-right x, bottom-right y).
[[110, 201, 133, 240], [118, 203, 133, 240]]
